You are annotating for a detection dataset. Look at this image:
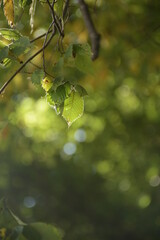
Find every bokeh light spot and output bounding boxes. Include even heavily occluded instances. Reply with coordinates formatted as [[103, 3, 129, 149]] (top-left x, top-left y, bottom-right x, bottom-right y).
[[74, 129, 86, 142], [138, 194, 151, 208], [23, 196, 36, 208], [63, 142, 77, 155]]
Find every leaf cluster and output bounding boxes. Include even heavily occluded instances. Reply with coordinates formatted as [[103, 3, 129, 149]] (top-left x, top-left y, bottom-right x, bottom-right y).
[[0, 199, 62, 240]]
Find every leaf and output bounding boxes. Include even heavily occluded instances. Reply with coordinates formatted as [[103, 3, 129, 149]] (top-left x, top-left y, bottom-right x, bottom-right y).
[[0, 199, 21, 228], [64, 44, 94, 74], [0, 46, 9, 62], [5, 226, 24, 240], [19, 0, 32, 8], [41, 77, 53, 92], [0, 40, 7, 49], [31, 69, 44, 85], [3, 0, 14, 27], [62, 91, 84, 127], [22, 222, 62, 240], [73, 44, 94, 74], [53, 58, 64, 77], [0, 58, 11, 68], [29, 0, 37, 33], [0, 28, 22, 41], [49, 85, 66, 105], [64, 45, 75, 67], [46, 93, 55, 107], [9, 36, 31, 56], [49, 82, 72, 104], [75, 85, 88, 96], [53, 76, 64, 89], [9, 210, 25, 226]]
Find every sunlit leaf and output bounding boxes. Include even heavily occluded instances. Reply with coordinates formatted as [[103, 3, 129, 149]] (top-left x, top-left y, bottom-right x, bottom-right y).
[[3, 0, 14, 27], [0, 28, 22, 41], [46, 93, 55, 107], [41, 77, 53, 92], [0, 58, 11, 68], [62, 91, 84, 126]]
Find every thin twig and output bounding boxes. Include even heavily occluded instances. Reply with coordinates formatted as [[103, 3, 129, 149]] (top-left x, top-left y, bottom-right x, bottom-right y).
[[43, 21, 54, 74], [63, 0, 70, 20], [29, 62, 54, 78], [78, 0, 100, 60], [0, 29, 56, 95], [30, 29, 52, 43], [46, 0, 64, 37]]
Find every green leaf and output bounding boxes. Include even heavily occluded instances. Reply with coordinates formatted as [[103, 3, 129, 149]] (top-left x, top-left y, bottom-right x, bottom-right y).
[[9, 211, 25, 226], [9, 37, 31, 56], [19, 0, 32, 8], [64, 45, 75, 67], [46, 93, 55, 107], [0, 28, 22, 41], [0, 40, 7, 49], [64, 44, 73, 59], [49, 83, 72, 105], [75, 85, 88, 96], [73, 44, 94, 74], [53, 76, 64, 90], [62, 91, 84, 127], [5, 226, 24, 240], [0, 199, 23, 228], [53, 58, 64, 77], [0, 46, 9, 62], [22, 223, 62, 240], [0, 58, 11, 68], [31, 69, 44, 85], [49, 85, 66, 104]]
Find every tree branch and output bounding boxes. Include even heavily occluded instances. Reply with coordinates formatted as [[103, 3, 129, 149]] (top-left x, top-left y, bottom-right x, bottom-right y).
[[78, 0, 100, 60], [0, 29, 56, 95]]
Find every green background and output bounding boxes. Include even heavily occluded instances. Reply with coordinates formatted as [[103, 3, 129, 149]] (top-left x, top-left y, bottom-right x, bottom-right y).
[[0, 0, 160, 239]]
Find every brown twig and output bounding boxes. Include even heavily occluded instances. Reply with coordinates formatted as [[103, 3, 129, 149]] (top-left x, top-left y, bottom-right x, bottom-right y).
[[78, 0, 100, 60]]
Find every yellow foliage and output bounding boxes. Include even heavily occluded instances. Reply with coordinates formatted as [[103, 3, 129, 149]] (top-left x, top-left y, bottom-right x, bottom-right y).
[[3, 0, 14, 27]]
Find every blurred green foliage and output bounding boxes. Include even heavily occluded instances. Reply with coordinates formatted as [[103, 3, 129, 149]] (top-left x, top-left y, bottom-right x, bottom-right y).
[[1, 0, 160, 239]]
